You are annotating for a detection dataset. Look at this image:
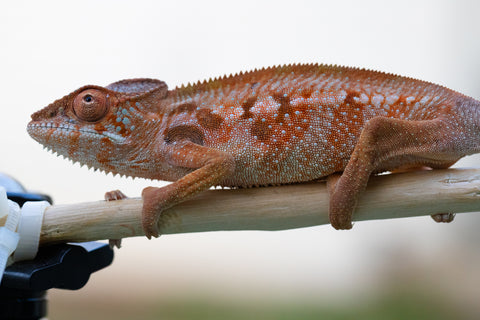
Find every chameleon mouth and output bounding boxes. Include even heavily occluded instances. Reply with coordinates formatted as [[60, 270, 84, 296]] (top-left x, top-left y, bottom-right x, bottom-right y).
[[27, 121, 126, 143]]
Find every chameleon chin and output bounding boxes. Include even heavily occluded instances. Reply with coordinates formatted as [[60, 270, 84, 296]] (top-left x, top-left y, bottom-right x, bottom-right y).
[[27, 64, 480, 238]]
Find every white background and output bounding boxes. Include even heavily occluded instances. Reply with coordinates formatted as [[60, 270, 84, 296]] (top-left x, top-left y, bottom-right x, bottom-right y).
[[1, 0, 480, 316]]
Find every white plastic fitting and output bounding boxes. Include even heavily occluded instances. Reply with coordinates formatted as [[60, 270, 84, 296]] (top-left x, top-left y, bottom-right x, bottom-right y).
[[0, 187, 20, 283], [0, 186, 50, 283], [0, 186, 9, 220], [14, 201, 49, 261]]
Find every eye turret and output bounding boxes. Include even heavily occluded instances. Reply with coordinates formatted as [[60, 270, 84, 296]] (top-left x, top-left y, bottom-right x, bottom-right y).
[[73, 89, 108, 122]]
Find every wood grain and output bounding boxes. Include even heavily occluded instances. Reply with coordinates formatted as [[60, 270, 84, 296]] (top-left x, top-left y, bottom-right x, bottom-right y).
[[2, 168, 479, 245]]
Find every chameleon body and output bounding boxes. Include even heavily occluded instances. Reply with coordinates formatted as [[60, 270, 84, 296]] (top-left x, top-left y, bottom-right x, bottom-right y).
[[27, 64, 480, 238]]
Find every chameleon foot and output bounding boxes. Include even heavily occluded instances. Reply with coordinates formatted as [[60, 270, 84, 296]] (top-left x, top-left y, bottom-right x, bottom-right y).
[[431, 213, 455, 223], [327, 174, 353, 230], [105, 189, 128, 201], [141, 186, 165, 239], [104, 189, 128, 248]]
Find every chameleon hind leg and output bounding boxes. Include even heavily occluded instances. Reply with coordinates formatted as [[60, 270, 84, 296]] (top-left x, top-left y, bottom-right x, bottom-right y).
[[328, 116, 459, 229]]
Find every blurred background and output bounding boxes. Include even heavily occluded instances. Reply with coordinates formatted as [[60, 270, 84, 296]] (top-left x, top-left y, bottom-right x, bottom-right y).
[[1, 0, 480, 319]]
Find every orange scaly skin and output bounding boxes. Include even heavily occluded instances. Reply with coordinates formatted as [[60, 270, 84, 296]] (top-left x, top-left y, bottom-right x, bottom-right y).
[[27, 64, 480, 238]]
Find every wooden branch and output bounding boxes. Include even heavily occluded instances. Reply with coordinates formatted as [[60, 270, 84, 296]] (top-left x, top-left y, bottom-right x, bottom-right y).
[[3, 168, 480, 245]]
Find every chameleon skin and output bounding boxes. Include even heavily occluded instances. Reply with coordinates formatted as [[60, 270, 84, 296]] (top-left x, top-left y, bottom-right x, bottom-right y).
[[27, 64, 480, 238]]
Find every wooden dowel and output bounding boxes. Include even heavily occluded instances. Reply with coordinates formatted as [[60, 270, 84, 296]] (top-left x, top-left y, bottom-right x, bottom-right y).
[[3, 168, 480, 245]]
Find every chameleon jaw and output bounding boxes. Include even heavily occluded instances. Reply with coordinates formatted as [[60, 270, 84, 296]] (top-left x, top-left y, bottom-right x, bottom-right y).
[[27, 122, 127, 144], [28, 121, 135, 178]]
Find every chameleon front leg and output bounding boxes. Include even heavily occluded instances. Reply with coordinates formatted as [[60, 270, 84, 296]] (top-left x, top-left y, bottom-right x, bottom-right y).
[[142, 141, 235, 238], [329, 116, 457, 229]]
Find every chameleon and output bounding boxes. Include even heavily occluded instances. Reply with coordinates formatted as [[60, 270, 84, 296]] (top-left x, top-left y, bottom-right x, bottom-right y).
[[27, 64, 480, 239]]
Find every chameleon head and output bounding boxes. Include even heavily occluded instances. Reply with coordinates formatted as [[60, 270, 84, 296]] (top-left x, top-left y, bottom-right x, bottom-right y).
[[27, 79, 168, 175]]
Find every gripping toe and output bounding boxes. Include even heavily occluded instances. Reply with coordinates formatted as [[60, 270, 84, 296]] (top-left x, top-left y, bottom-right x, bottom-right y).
[[431, 213, 455, 223], [329, 213, 353, 230]]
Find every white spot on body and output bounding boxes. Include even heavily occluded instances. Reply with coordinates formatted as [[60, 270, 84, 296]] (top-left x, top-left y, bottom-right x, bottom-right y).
[[372, 94, 384, 108], [386, 95, 399, 105], [405, 96, 415, 104], [359, 93, 369, 104]]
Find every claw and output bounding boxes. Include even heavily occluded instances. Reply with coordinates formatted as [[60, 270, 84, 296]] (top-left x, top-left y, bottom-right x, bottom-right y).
[[142, 218, 160, 239], [329, 213, 353, 230], [109, 239, 122, 249], [141, 205, 161, 238], [142, 214, 160, 239], [105, 189, 128, 201]]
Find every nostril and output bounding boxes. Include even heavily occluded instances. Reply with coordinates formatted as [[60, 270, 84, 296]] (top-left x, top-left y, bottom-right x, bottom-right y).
[[30, 105, 59, 121]]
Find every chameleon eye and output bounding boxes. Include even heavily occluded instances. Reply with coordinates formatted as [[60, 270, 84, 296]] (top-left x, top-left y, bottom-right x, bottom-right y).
[[73, 89, 108, 122], [83, 94, 93, 103]]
